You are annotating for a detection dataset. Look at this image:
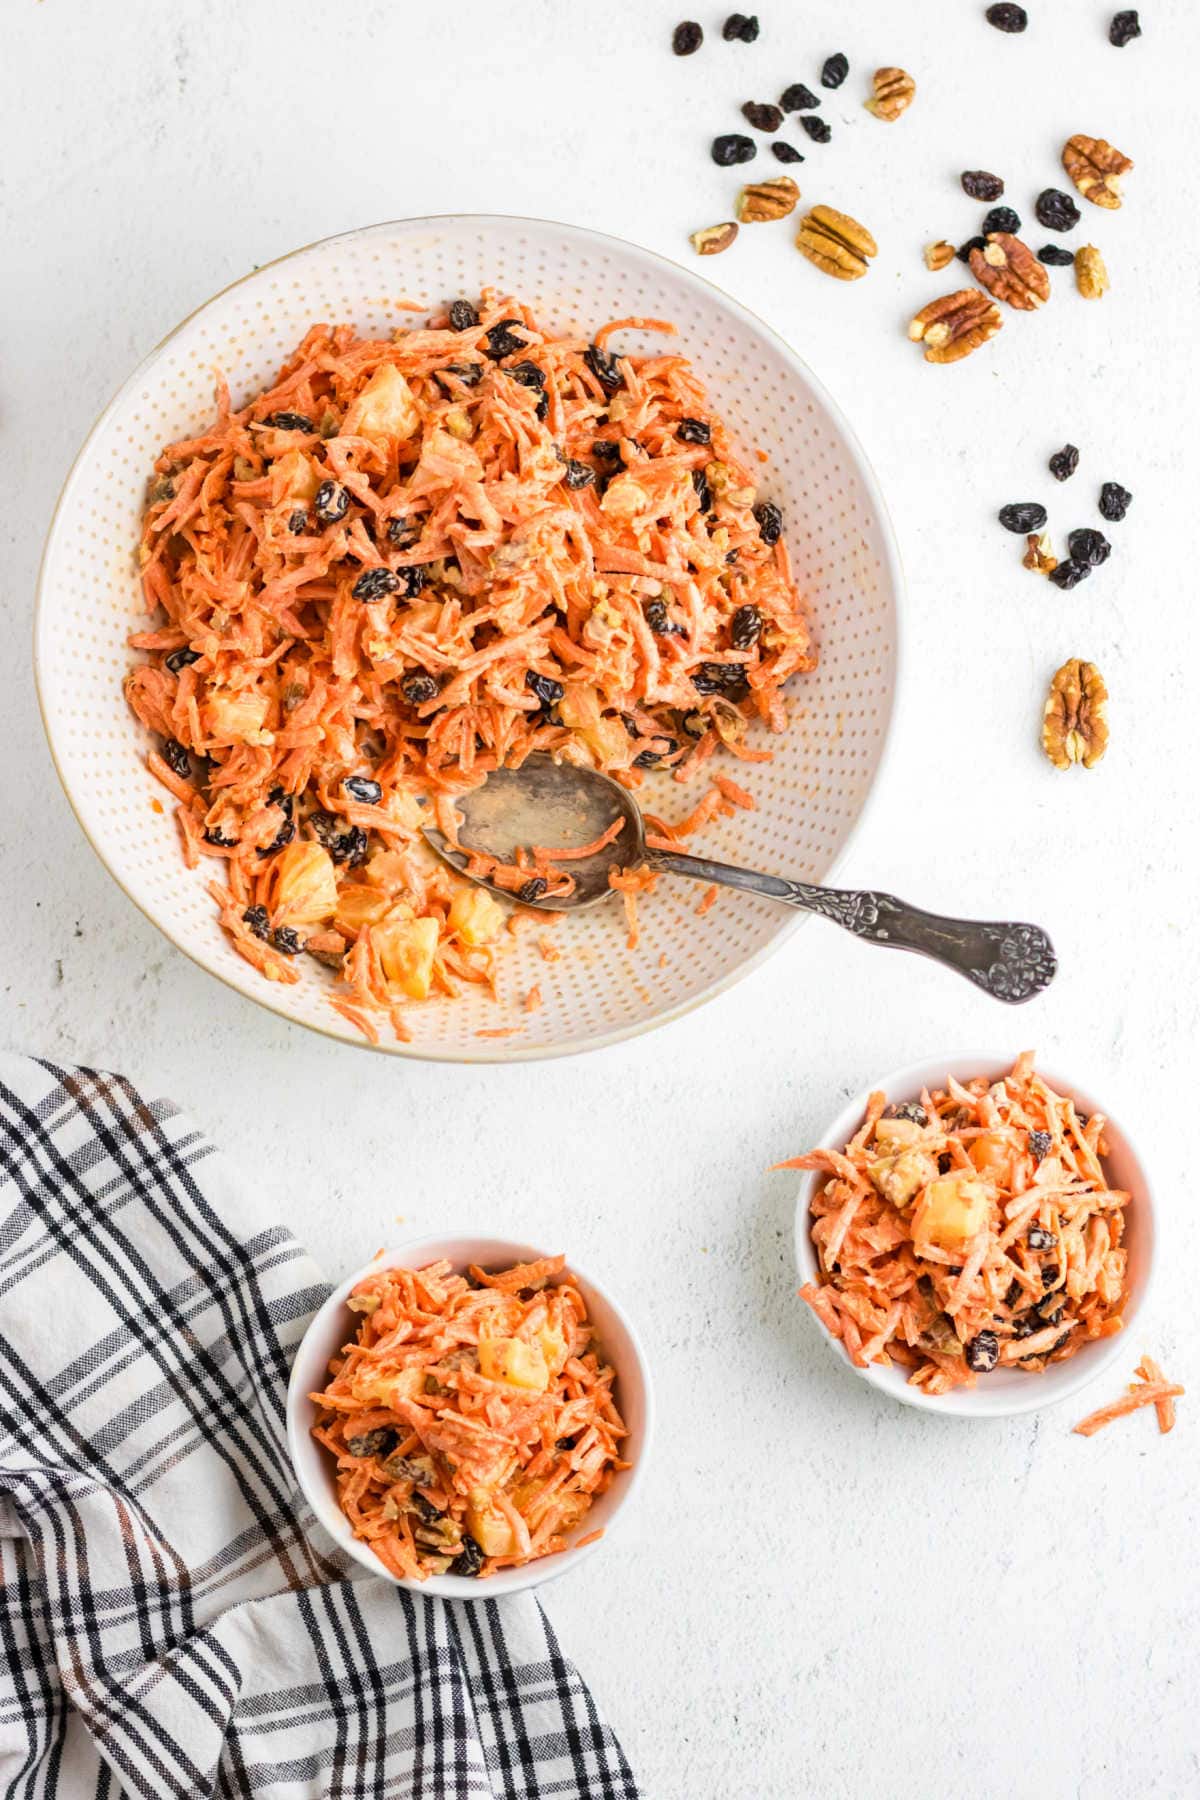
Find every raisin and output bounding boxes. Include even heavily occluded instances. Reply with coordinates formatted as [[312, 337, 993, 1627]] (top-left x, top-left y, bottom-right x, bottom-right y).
[[352, 567, 400, 601], [448, 299, 479, 331], [677, 417, 712, 444], [1099, 481, 1132, 522], [437, 362, 483, 388], [314, 480, 350, 525], [998, 501, 1047, 533], [1038, 1298, 1064, 1327], [1067, 527, 1111, 567], [346, 1427, 396, 1459], [1011, 1315, 1039, 1340], [725, 550, 738, 566], [398, 566, 429, 599], [242, 904, 270, 940], [985, 3, 1028, 29], [882, 1101, 928, 1126], [957, 235, 987, 263], [287, 508, 308, 535], [507, 359, 547, 392], [679, 710, 708, 739], [386, 516, 421, 548], [525, 669, 565, 707], [1109, 9, 1140, 45], [485, 319, 527, 360], [1041, 1267, 1058, 1289], [771, 141, 804, 163], [691, 468, 712, 511], [673, 19, 703, 53], [779, 82, 819, 111], [1035, 187, 1080, 232], [1004, 1279, 1022, 1308], [937, 1153, 953, 1175], [1038, 244, 1075, 266], [799, 115, 831, 143], [1028, 1129, 1053, 1162], [564, 459, 595, 489], [514, 878, 547, 907], [712, 132, 757, 166], [742, 101, 784, 132], [961, 169, 1005, 201], [161, 738, 191, 780], [965, 1331, 1000, 1372], [692, 662, 742, 695], [722, 13, 759, 41], [1048, 557, 1091, 590], [1027, 1225, 1058, 1249], [754, 500, 783, 544], [981, 204, 1021, 236], [634, 738, 678, 768], [203, 826, 238, 848], [821, 52, 849, 88], [644, 599, 670, 633], [260, 793, 295, 855], [343, 776, 383, 804], [261, 411, 314, 433], [592, 438, 622, 462], [165, 646, 200, 674], [401, 672, 441, 706], [1049, 443, 1079, 482], [584, 343, 624, 391], [450, 1535, 486, 1577], [730, 604, 762, 648], [270, 925, 302, 956], [330, 826, 368, 868]]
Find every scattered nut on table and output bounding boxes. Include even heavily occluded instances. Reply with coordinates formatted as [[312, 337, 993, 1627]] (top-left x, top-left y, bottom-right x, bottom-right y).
[[969, 232, 1051, 310], [736, 176, 800, 222], [795, 205, 877, 279], [1075, 244, 1110, 299], [907, 289, 1003, 363], [690, 222, 739, 255], [865, 66, 916, 121], [924, 239, 956, 271], [1023, 532, 1058, 575], [1041, 658, 1109, 770], [1062, 134, 1134, 209]]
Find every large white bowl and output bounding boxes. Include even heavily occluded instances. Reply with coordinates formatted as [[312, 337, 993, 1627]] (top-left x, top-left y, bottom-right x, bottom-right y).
[[792, 1055, 1157, 1419], [36, 214, 901, 1061], [286, 1235, 653, 1598]]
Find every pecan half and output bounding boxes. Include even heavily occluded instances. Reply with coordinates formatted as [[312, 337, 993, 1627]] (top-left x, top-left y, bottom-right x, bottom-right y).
[[1041, 659, 1109, 770], [969, 232, 1051, 309], [737, 176, 801, 222], [1023, 532, 1058, 575], [690, 222, 739, 255], [795, 205, 878, 279], [1062, 134, 1133, 209], [865, 66, 916, 121], [907, 289, 1003, 363], [1075, 243, 1109, 299], [924, 239, 956, 272]]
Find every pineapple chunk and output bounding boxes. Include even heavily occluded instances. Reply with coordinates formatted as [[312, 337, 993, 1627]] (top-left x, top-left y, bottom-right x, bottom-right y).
[[372, 912, 439, 998], [478, 1336, 550, 1391], [873, 1117, 925, 1152], [538, 1324, 569, 1378], [868, 1150, 939, 1209], [465, 1490, 520, 1559], [342, 363, 420, 447], [912, 1175, 990, 1252], [206, 690, 268, 745], [275, 842, 338, 925], [334, 884, 392, 938], [270, 449, 321, 507], [448, 887, 505, 947]]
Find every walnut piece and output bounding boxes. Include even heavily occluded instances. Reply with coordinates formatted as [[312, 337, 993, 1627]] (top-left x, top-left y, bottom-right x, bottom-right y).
[[1042, 659, 1109, 770], [1063, 134, 1133, 209], [924, 239, 956, 272], [865, 66, 916, 121], [968, 232, 1051, 309], [1076, 243, 1110, 299], [1023, 532, 1058, 575], [907, 289, 1003, 363], [737, 176, 801, 223], [690, 222, 739, 256], [795, 205, 878, 279]]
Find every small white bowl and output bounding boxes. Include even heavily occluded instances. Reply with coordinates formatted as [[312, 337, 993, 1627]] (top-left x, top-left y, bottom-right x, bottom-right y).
[[791, 1054, 1157, 1419], [287, 1234, 653, 1596]]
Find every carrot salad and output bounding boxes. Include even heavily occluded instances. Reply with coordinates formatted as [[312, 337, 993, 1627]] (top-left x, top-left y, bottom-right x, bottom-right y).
[[310, 1255, 628, 1580], [782, 1053, 1130, 1394], [125, 292, 815, 1039]]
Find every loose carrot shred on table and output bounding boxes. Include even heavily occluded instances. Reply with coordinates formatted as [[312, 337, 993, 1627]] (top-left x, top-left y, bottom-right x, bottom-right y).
[[1073, 1375, 1185, 1437], [695, 883, 719, 917]]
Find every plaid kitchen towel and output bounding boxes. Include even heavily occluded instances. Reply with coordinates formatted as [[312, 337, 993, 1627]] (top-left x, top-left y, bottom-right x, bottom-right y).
[[0, 1055, 641, 1800]]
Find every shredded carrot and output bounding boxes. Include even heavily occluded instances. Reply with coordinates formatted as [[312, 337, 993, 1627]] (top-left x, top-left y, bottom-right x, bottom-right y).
[[695, 883, 719, 916], [1136, 1353, 1179, 1433], [524, 984, 542, 1012], [124, 293, 816, 1040], [310, 1255, 629, 1579], [1073, 1376, 1184, 1437]]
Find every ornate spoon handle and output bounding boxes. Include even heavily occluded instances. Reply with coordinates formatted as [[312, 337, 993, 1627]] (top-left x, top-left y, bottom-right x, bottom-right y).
[[646, 850, 1056, 1003]]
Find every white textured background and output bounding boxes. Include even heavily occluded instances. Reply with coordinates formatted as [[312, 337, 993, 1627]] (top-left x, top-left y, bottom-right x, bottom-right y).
[[3, 2, 1198, 1796]]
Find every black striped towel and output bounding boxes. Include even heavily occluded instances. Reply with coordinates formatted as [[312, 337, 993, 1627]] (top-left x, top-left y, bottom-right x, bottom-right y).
[[0, 1055, 640, 1800]]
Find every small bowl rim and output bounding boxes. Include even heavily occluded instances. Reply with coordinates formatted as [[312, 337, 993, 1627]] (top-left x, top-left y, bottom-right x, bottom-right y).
[[286, 1231, 655, 1597], [791, 1052, 1158, 1419]]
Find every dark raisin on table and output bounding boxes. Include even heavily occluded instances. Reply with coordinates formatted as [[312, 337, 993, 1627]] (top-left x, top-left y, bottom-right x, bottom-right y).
[[1049, 443, 1079, 482], [742, 100, 784, 132], [730, 604, 763, 648], [677, 417, 711, 445], [1035, 187, 1081, 232], [401, 672, 441, 706], [998, 501, 1047, 533], [821, 52, 849, 88], [965, 1331, 1000, 1373], [448, 299, 479, 331], [779, 81, 819, 110], [985, 3, 1028, 30], [242, 904, 270, 941], [1038, 244, 1075, 266], [771, 141, 804, 163], [722, 13, 760, 42], [1099, 481, 1132, 522], [271, 925, 303, 956], [1109, 9, 1141, 45], [314, 479, 350, 525], [799, 115, 831, 144], [450, 1535, 486, 1577], [584, 342, 625, 390], [165, 646, 200, 674], [961, 169, 1005, 201], [981, 204, 1021, 236], [754, 499, 783, 544], [1028, 1128, 1053, 1161], [161, 737, 192, 780], [1068, 527, 1111, 567], [563, 459, 595, 489], [672, 19, 703, 54], [517, 877, 548, 904], [525, 669, 565, 707], [957, 235, 987, 262], [882, 1101, 928, 1125], [343, 775, 383, 805], [712, 132, 757, 166], [1048, 557, 1091, 590], [484, 318, 527, 359], [1027, 1225, 1058, 1249]]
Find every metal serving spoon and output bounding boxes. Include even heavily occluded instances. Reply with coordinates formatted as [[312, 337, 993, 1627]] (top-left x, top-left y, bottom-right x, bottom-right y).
[[423, 755, 1056, 1003]]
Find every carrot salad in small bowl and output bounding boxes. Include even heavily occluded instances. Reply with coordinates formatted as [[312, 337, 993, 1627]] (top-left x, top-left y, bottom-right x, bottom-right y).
[[784, 1052, 1137, 1399]]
